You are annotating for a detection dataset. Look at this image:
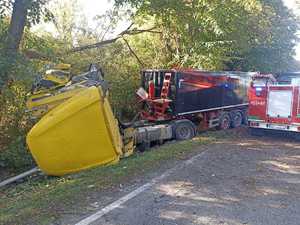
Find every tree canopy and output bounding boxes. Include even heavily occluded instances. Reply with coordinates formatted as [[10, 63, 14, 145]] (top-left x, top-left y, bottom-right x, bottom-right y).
[[114, 0, 299, 72]]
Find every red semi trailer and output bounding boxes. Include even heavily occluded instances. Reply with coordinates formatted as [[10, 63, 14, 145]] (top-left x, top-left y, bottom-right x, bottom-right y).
[[248, 73, 300, 136], [136, 69, 256, 139]]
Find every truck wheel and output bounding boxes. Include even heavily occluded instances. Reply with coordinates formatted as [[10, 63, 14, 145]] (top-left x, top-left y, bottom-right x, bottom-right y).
[[218, 113, 231, 130], [174, 120, 196, 140], [242, 111, 248, 125], [137, 141, 150, 152], [231, 111, 243, 128]]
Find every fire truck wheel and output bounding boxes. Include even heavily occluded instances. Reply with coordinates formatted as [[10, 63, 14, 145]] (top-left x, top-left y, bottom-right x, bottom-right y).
[[231, 111, 243, 128], [174, 120, 196, 140], [218, 113, 231, 130]]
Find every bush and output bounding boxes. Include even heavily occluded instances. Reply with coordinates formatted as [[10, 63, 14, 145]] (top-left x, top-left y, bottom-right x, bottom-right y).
[[0, 136, 34, 170], [0, 83, 35, 171], [107, 72, 141, 121]]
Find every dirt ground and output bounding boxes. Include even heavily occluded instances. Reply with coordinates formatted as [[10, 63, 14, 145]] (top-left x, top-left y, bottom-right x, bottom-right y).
[[70, 128, 300, 225]]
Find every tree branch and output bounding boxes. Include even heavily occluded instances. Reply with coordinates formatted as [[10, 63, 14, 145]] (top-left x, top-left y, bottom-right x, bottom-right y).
[[70, 37, 121, 52], [69, 24, 160, 54], [122, 37, 144, 67]]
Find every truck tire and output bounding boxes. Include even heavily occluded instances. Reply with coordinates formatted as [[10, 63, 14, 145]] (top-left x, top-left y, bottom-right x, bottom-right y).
[[173, 120, 196, 140], [242, 111, 248, 125], [218, 112, 231, 130], [231, 111, 243, 128], [137, 141, 151, 152]]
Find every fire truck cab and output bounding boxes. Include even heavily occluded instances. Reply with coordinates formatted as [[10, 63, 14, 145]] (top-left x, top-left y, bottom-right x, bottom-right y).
[[248, 73, 300, 135]]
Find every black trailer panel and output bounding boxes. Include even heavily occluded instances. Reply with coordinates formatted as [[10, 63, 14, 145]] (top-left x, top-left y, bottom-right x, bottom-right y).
[[172, 71, 253, 115], [141, 69, 255, 117]]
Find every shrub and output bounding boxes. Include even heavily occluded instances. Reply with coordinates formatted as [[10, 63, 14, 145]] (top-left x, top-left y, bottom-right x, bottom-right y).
[[0, 136, 34, 170], [0, 82, 35, 171]]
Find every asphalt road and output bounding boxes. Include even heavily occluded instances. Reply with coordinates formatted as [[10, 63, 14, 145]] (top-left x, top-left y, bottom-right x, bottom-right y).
[[82, 133, 300, 225]]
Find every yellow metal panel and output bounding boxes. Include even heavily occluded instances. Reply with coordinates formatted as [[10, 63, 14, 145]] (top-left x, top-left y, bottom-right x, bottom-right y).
[[27, 87, 120, 176], [54, 63, 71, 70], [102, 96, 123, 155], [26, 87, 86, 118]]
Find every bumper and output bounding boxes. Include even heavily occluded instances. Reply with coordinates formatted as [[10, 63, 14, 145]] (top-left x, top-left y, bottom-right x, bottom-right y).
[[249, 120, 300, 132]]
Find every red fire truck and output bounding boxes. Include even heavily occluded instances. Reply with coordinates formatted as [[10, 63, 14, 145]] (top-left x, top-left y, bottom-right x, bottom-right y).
[[248, 73, 300, 136]]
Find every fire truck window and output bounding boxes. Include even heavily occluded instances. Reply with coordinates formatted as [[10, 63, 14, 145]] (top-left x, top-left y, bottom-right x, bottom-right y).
[[253, 79, 268, 87]]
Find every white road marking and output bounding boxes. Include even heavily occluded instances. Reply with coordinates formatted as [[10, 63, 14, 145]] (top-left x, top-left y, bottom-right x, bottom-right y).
[[75, 149, 209, 225]]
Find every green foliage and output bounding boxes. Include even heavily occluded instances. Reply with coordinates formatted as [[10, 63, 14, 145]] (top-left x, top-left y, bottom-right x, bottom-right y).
[[0, 0, 53, 26], [0, 83, 35, 170], [116, 0, 299, 72], [0, 136, 34, 170], [0, 18, 57, 86], [64, 42, 142, 119], [26, 0, 54, 26], [0, 0, 12, 20], [226, 0, 299, 73], [0, 15, 48, 171]]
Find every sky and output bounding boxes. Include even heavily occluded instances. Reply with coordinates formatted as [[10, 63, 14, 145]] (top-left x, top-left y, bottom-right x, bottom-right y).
[[80, 0, 113, 18], [78, 0, 130, 35]]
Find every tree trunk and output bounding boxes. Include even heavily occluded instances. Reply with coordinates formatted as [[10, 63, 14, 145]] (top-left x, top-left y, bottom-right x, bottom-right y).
[[6, 0, 29, 53]]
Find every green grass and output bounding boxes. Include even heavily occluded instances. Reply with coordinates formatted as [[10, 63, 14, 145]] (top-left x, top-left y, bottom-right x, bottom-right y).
[[0, 134, 217, 225]]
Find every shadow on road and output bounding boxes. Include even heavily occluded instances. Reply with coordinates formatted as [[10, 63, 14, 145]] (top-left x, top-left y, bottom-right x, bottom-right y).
[[146, 131, 300, 225]]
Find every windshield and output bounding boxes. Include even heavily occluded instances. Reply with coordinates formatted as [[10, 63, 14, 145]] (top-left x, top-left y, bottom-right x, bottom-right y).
[[252, 78, 268, 87]]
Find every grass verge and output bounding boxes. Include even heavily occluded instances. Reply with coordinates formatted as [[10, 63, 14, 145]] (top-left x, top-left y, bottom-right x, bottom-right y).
[[0, 134, 217, 225]]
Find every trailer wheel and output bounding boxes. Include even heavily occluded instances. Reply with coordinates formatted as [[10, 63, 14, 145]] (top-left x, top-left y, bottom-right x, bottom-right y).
[[174, 120, 196, 140], [231, 111, 243, 128], [218, 113, 231, 130]]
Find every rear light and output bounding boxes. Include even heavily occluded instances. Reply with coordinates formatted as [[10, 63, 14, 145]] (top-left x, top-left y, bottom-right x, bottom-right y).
[[250, 122, 259, 127], [297, 127, 300, 131]]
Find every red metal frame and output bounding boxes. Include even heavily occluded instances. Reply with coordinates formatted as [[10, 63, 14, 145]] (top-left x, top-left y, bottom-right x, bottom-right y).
[[140, 72, 173, 121]]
